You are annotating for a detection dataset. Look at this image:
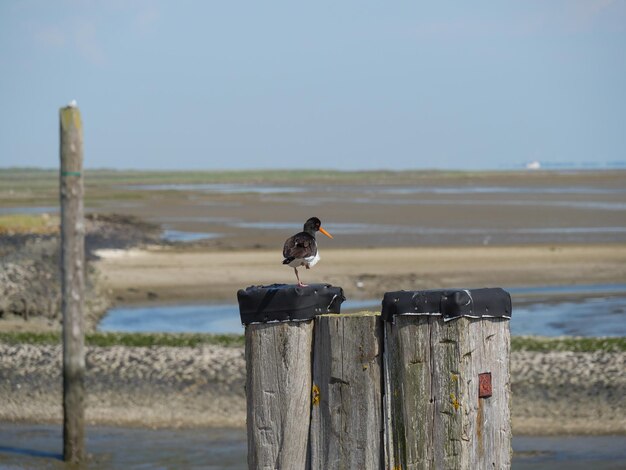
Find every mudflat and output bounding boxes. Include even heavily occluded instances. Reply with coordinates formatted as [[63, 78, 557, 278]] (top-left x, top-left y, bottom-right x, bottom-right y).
[[87, 169, 626, 250], [78, 169, 626, 301]]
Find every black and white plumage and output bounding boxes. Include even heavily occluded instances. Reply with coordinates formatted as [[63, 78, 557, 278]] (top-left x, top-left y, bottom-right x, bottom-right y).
[[282, 217, 333, 287]]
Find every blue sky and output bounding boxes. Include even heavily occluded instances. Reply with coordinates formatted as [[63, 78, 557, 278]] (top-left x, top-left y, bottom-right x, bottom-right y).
[[1, 1, 625, 170]]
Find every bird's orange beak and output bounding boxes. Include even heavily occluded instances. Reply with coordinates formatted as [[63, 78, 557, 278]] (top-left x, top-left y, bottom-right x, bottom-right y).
[[319, 226, 333, 239]]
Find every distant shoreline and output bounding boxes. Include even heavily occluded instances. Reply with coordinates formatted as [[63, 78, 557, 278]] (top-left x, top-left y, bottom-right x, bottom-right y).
[[3, 166, 626, 174]]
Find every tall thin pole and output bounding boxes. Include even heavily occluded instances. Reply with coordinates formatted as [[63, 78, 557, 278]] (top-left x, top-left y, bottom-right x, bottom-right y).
[[59, 103, 85, 464]]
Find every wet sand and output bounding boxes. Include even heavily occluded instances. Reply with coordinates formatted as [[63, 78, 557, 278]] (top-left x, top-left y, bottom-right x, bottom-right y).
[[95, 244, 626, 304], [90, 170, 626, 250]]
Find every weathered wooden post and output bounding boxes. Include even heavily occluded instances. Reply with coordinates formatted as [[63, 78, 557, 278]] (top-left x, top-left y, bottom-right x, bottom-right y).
[[59, 101, 86, 463], [238, 283, 345, 470], [309, 312, 383, 469], [382, 288, 512, 470]]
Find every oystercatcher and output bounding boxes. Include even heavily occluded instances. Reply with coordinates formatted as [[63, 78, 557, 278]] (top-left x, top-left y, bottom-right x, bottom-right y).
[[282, 217, 333, 287]]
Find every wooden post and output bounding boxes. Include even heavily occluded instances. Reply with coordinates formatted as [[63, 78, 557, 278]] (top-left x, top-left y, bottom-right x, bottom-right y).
[[245, 321, 313, 469], [240, 286, 510, 469], [59, 103, 85, 464], [310, 313, 383, 470], [383, 316, 433, 469], [383, 289, 512, 470], [238, 283, 345, 469]]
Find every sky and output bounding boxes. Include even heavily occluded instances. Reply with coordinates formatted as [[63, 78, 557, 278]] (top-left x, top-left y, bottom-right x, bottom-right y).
[[1, 1, 625, 171]]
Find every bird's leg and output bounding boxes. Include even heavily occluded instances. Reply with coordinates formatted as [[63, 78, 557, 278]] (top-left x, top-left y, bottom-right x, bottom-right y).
[[305, 263, 310, 270], [294, 267, 308, 287]]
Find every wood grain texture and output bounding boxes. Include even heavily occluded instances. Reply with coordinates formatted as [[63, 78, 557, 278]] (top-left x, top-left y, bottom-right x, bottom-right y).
[[384, 316, 433, 470], [59, 105, 85, 464], [384, 316, 511, 469], [461, 317, 512, 469], [310, 313, 383, 470], [245, 320, 313, 470]]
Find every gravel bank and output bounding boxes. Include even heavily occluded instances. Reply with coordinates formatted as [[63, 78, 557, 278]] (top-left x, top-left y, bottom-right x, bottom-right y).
[[0, 343, 246, 428], [511, 350, 626, 435], [0, 214, 162, 330], [1, 344, 623, 435]]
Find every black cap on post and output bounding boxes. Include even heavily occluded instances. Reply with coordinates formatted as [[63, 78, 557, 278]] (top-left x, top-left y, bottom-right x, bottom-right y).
[[381, 287, 512, 322], [237, 283, 345, 325]]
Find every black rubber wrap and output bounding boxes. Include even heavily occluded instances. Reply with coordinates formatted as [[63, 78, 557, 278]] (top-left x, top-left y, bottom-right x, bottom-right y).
[[381, 288, 512, 322], [237, 283, 345, 325]]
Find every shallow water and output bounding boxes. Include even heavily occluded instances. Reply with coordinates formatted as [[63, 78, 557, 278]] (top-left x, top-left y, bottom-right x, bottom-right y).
[[123, 182, 626, 196], [233, 221, 626, 235], [0, 423, 624, 469], [0, 423, 246, 469], [99, 303, 242, 334], [98, 298, 380, 334], [99, 285, 626, 337], [0, 206, 58, 214], [121, 183, 306, 194], [512, 296, 626, 337], [161, 229, 221, 242], [513, 435, 626, 470]]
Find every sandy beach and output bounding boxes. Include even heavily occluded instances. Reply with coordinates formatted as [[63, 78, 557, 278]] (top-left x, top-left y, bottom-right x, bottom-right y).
[[95, 244, 626, 304]]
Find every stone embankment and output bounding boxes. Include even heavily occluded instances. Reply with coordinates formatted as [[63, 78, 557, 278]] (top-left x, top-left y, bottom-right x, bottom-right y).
[[0, 214, 162, 330], [0, 343, 624, 435], [0, 343, 246, 428]]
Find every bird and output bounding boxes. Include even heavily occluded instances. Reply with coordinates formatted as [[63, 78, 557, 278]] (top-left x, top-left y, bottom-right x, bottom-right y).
[[282, 217, 333, 287]]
